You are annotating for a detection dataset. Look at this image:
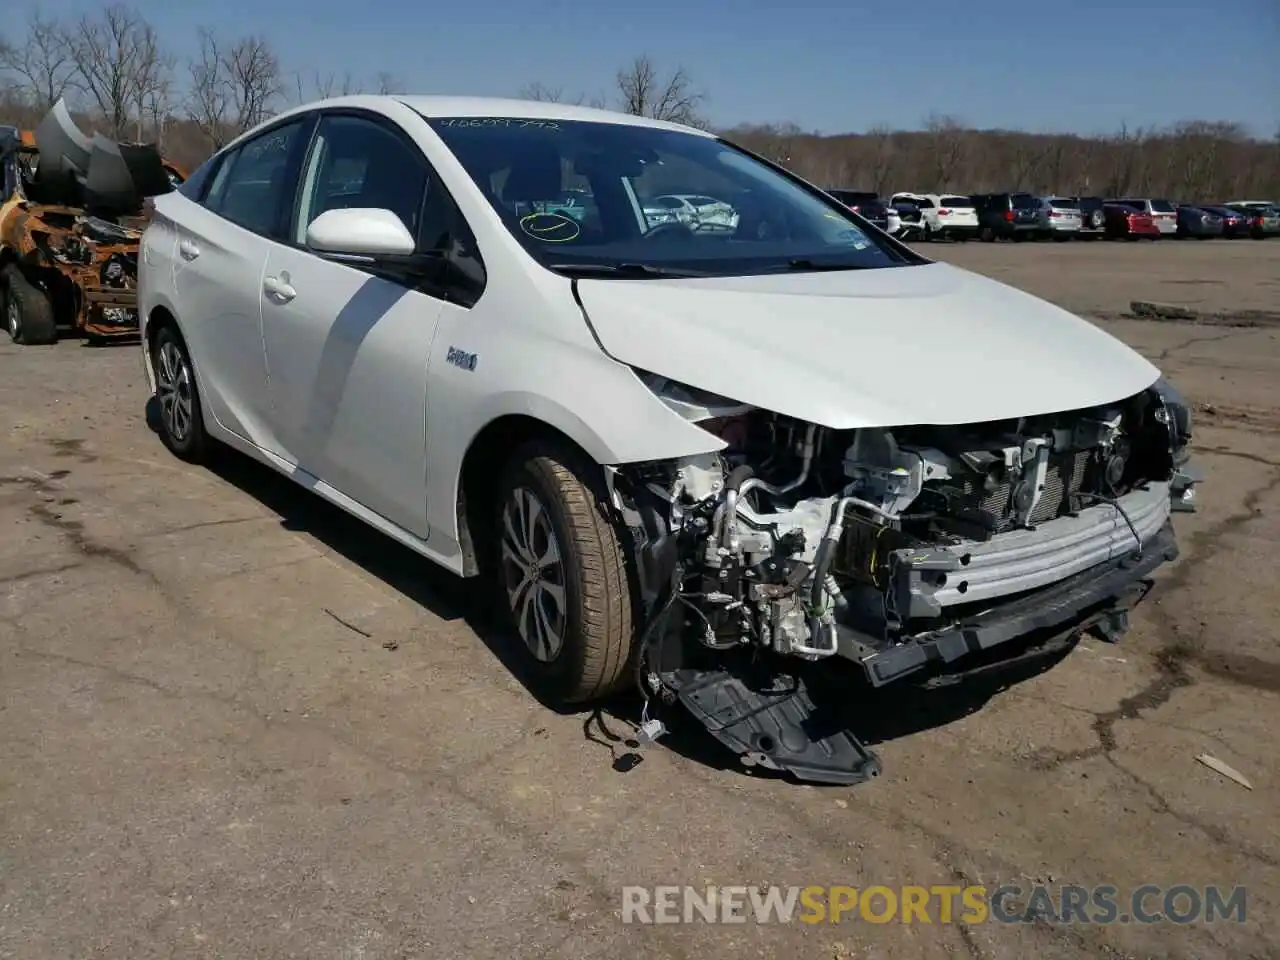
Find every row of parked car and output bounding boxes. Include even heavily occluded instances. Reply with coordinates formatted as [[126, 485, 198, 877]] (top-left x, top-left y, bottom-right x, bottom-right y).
[[824, 189, 1280, 242]]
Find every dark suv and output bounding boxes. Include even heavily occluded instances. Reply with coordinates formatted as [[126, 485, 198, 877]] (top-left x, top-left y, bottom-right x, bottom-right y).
[[825, 188, 891, 232], [971, 192, 1041, 241], [1068, 196, 1107, 238]]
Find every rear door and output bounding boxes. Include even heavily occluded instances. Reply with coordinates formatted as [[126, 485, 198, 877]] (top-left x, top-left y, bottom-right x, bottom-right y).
[[170, 116, 314, 451]]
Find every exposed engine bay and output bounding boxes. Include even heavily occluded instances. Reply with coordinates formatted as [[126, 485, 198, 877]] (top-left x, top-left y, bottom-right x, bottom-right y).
[[608, 373, 1199, 784]]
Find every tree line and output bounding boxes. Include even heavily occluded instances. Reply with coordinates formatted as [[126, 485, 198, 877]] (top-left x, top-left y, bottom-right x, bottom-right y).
[[2, 3, 1276, 201]]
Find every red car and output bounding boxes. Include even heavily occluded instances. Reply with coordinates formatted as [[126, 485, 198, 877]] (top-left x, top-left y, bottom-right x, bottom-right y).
[[1103, 203, 1160, 240]]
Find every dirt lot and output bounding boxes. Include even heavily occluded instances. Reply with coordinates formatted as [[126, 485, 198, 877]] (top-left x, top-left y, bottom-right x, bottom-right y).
[[2, 239, 1278, 959]]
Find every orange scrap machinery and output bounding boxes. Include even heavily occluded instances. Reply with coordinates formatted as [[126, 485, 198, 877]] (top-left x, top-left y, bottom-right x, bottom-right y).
[[1, 101, 180, 345]]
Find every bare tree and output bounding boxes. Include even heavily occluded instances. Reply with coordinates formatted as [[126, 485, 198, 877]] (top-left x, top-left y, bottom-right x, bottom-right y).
[[225, 36, 281, 131], [864, 124, 897, 194], [128, 24, 171, 141], [519, 81, 566, 103], [307, 69, 361, 100], [0, 11, 77, 110], [923, 113, 966, 191], [186, 28, 230, 146], [373, 71, 402, 95], [186, 29, 281, 148], [67, 4, 169, 139], [614, 55, 706, 127]]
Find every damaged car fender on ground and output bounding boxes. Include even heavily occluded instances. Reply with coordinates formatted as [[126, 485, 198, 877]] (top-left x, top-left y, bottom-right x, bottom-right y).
[[137, 94, 1201, 786]]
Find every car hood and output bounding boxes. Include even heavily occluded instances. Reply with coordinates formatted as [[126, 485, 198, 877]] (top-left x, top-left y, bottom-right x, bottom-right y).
[[575, 261, 1160, 428]]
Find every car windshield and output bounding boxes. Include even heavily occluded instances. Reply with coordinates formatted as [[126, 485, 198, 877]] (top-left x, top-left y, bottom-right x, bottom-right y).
[[425, 116, 916, 276]]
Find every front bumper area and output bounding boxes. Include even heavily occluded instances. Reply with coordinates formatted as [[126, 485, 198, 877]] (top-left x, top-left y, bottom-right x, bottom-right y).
[[896, 481, 1172, 613], [856, 519, 1178, 687]]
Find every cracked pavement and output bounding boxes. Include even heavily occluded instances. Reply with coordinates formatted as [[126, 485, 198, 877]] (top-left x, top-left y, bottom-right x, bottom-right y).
[[2, 240, 1278, 959]]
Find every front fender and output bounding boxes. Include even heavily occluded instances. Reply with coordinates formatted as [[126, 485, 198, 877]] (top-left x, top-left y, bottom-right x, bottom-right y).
[[425, 350, 727, 556]]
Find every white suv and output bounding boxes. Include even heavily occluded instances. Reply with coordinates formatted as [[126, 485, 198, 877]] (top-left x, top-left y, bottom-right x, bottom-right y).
[[138, 96, 1199, 784], [890, 192, 979, 241]]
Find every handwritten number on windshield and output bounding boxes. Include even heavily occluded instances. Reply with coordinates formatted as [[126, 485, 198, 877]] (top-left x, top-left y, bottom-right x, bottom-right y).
[[437, 118, 561, 130]]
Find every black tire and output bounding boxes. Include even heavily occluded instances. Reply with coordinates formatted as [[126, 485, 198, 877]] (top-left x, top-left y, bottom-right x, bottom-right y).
[[980, 226, 995, 242], [2, 264, 58, 345], [151, 324, 208, 462], [493, 440, 635, 705]]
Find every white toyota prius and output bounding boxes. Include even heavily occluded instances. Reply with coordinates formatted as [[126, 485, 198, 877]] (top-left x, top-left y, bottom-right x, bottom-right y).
[[139, 95, 1200, 783]]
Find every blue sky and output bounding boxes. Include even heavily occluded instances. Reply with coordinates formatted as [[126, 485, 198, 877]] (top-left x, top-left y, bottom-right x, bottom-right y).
[[33, 0, 1280, 137]]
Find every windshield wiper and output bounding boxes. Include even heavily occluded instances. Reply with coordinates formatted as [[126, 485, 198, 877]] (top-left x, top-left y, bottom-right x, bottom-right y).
[[785, 258, 876, 272], [548, 262, 710, 278]]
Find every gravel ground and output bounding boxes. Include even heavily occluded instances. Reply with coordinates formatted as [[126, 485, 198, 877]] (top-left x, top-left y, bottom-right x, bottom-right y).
[[2, 238, 1277, 959]]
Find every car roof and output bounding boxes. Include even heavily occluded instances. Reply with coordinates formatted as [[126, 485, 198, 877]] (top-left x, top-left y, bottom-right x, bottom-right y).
[[399, 94, 710, 134], [218, 94, 715, 159]]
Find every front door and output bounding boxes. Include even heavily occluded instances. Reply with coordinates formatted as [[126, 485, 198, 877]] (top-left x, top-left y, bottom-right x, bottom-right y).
[[260, 111, 460, 538]]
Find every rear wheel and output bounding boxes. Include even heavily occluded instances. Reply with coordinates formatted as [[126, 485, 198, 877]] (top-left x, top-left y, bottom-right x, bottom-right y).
[[2, 265, 58, 345], [152, 325, 208, 462], [493, 440, 635, 705]]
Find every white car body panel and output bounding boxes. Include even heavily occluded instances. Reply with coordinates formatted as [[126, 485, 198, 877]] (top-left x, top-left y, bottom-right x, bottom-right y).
[[575, 261, 1159, 429], [138, 94, 1162, 579]]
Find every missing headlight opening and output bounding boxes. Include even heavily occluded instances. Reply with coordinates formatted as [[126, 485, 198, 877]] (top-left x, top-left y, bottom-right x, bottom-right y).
[[609, 373, 1199, 785]]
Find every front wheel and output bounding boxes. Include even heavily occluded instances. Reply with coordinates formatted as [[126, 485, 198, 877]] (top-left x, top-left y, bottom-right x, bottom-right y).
[[3, 264, 58, 345], [494, 441, 635, 705], [152, 325, 209, 462]]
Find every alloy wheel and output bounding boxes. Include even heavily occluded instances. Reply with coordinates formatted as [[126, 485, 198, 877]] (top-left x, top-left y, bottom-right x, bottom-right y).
[[155, 339, 194, 443], [500, 486, 567, 662], [6, 298, 19, 340]]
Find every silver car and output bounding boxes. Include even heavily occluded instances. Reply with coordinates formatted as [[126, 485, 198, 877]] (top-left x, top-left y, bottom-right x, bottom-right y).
[[1037, 197, 1082, 240]]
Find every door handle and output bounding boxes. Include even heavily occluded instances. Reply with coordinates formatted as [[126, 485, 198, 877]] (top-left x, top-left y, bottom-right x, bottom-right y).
[[263, 273, 297, 304], [178, 239, 200, 261]]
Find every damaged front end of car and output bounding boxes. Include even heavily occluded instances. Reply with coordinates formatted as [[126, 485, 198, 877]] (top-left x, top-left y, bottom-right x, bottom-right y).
[[604, 372, 1201, 785]]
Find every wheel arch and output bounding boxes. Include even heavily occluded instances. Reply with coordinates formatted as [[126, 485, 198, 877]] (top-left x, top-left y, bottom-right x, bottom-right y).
[[142, 303, 188, 392], [454, 413, 605, 578]]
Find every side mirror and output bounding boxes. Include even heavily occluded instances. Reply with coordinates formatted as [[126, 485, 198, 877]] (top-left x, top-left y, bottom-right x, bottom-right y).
[[306, 207, 416, 257]]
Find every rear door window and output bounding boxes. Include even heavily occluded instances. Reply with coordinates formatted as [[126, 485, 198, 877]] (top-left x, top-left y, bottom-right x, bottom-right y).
[[209, 118, 311, 239]]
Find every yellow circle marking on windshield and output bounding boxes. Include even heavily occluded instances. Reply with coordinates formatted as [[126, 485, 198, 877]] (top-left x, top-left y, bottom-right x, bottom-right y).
[[520, 212, 581, 242]]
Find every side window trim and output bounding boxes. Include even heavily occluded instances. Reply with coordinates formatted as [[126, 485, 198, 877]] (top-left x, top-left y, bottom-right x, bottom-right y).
[[287, 107, 487, 308], [196, 113, 317, 240], [287, 107, 430, 252]]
